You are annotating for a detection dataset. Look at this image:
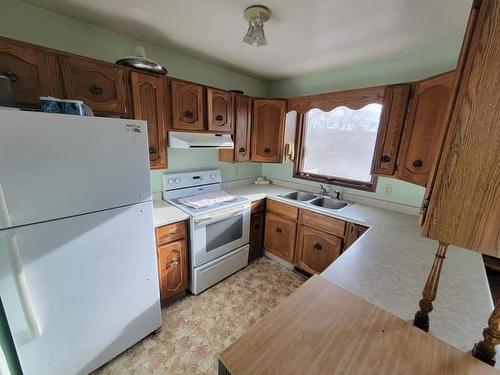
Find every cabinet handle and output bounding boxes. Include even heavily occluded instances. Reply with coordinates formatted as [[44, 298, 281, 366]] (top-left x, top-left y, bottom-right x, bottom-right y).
[[215, 114, 224, 121], [169, 258, 179, 266], [239, 147, 246, 154], [412, 159, 423, 167], [264, 148, 271, 153], [313, 243, 322, 251], [276, 227, 282, 233], [381, 155, 391, 162], [89, 84, 103, 96], [2, 71, 18, 83], [184, 110, 193, 118], [149, 147, 157, 155]]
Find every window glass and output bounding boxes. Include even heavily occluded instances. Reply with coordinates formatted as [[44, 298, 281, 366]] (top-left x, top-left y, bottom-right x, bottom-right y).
[[301, 104, 383, 183]]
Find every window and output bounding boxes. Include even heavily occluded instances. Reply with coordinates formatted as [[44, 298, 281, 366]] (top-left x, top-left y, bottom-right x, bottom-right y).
[[295, 100, 384, 191]]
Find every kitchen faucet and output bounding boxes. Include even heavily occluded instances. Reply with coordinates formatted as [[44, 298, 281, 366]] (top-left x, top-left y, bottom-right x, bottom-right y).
[[320, 184, 342, 200]]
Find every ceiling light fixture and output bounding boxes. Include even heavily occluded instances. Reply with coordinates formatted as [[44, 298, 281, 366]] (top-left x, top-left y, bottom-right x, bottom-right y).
[[242, 5, 271, 47]]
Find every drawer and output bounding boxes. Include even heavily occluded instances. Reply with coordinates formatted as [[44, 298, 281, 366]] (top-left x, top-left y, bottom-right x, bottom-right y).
[[300, 210, 346, 237], [251, 199, 266, 214], [156, 221, 187, 246], [266, 199, 298, 220]]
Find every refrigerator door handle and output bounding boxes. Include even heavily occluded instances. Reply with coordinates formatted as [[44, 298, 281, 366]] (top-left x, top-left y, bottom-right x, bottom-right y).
[[6, 233, 42, 340]]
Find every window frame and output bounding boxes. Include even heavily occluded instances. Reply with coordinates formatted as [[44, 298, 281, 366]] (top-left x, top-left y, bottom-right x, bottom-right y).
[[291, 86, 390, 192]]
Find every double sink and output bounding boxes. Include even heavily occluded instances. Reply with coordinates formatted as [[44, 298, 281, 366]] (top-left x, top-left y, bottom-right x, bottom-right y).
[[278, 191, 350, 211]]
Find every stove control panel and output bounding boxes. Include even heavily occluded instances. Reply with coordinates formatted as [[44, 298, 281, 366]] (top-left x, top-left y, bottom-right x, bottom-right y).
[[163, 169, 222, 191]]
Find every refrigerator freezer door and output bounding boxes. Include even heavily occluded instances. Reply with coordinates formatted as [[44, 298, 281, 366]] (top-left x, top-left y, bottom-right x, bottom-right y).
[[0, 201, 161, 375], [0, 110, 152, 230]]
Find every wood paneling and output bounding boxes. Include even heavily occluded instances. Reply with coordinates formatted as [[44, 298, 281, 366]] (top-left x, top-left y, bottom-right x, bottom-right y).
[[220, 275, 497, 375], [296, 226, 342, 274], [371, 84, 412, 175], [157, 239, 188, 300], [266, 199, 298, 220], [300, 209, 346, 237], [219, 95, 252, 162], [207, 88, 233, 132], [251, 99, 286, 163], [345, 222, 369, 249], [249, 212, 265, 262], [170, 79, 204, 131], [264, 213, 297, 263], [396, 71, 456, 186], [60, 55, 128, 115], [155, 221, 186, 247], [422, 0, 500, 256], [0, 37, 62, 107], [130, 71, 167, 169]]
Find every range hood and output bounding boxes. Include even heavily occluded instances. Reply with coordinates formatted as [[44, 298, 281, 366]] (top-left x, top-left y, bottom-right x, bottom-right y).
[[168, 131, 234, 149]]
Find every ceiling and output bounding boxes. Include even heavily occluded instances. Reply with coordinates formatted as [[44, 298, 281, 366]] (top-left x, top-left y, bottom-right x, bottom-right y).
[[24, 0, 473, 80]]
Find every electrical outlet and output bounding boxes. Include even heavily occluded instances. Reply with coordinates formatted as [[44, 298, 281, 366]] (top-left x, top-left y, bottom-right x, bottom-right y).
[[383, 184, 392, 196]]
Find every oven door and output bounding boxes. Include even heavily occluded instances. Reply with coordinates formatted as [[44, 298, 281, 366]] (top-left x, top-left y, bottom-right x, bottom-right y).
[[191, 203, 250, 267]]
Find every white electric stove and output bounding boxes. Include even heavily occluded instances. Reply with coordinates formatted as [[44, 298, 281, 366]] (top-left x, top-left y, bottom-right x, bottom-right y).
[[163, 169, 250, 294]]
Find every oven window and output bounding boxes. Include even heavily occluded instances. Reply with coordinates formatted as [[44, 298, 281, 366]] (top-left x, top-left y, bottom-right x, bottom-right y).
[[206, 214, 243, 252]]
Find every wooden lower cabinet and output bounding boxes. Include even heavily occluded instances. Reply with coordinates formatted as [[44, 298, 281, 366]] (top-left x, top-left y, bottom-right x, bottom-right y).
[[155, 220, 188, 302], [264, 212, 297, 263], [249, 212, 265, 262], [296, 226, 342, 274], [345, 223, 369, 250]]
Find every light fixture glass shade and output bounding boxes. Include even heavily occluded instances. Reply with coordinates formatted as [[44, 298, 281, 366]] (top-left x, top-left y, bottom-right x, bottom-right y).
[[242, 16, 268, 46], [254, 22, 267, 47], [242, 23, 255, 45]]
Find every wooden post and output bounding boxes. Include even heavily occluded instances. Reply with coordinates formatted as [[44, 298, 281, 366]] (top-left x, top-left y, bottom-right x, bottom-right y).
[[472, 302, 500, 366], [413, 242, 448, 331]]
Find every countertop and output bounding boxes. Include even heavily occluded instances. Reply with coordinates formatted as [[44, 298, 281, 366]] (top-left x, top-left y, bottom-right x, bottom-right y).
[[225, 182, 495, 360], [152, 199, 189, 227]]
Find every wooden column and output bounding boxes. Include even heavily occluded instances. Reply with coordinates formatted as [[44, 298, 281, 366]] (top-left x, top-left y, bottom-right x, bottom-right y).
[[472, 302, 500, 366], [413, 242, 448, 331]]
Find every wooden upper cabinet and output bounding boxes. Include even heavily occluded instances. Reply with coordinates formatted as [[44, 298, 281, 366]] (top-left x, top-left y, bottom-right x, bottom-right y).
[[157, 239, 188, 301], [207, 88, 233, 132], [251, 99, 286, 163], [0, 37, 62, 108], [220, 95, 252, 163], [395, 71, 455, 187], [371, 84, 411, 175], [170, 79, 204, 131], [296, 226, 342, 274], [59, 55, 128, 116], [130, 71, 168, 170], [422, 0, 500, 256]]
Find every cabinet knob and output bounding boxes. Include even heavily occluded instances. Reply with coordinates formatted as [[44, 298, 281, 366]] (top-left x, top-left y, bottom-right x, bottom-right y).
[[264, 148, 271, 153], [89, 84, 103, 96], [215, 114, 224, 121], [184, 110, 193, 118], [276, 227, 282, 233], [169, 258, 179, 266], [239, 147, 246, 154], [2, 71, 18, 83], [149, 147, 157, 155], [412, 159, 423, 167], [313, 243, 322, 251], [381, 155, 391, 163]]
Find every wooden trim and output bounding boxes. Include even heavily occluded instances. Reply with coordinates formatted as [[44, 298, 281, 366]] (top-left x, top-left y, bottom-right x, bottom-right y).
[[286, 85, 385, 113]]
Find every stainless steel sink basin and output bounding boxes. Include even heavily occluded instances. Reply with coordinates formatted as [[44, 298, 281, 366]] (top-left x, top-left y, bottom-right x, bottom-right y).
[[309, 197, 349, 210], [280, 191, 318, 201]]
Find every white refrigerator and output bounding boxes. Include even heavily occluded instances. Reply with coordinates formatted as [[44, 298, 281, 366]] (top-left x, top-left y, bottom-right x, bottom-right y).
[[0, 109, 162, 374]]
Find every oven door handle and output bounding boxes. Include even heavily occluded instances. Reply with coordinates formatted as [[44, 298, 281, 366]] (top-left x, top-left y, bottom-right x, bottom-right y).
[[194, 205, 248, 225]]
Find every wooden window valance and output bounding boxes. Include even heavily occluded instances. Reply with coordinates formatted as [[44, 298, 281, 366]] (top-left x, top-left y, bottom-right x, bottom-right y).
[[286, 85, 386, 113]]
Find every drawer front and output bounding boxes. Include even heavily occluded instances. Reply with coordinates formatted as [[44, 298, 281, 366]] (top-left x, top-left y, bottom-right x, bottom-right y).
[[297, 226, 342, 274], [266, 199, 298, 220], [264, 213, 297, 263], [156, 221, 187, 246], [300, 210, 346, 237], [251, 199, 266, 214]]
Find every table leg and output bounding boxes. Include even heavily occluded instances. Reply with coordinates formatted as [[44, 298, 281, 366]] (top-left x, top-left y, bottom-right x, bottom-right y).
[[472, 301, 500, 366], [413, 242, 448, 331]]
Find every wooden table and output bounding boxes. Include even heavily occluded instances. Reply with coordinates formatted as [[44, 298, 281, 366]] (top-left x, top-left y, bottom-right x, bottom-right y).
[[219, 275, 497, 374]]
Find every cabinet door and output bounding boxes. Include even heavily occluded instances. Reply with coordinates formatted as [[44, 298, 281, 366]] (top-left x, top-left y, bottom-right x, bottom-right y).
[[130, 71, 167, 170], [264, 212, 297, 263], [171, 79, 204, 130], [396, 71, 455, 186], [345, 223, 369, 249], [207, 88, 233, 132], [234, 95, 252, 161], [297, 226, 342, 274], [60, 55, 128, 116], [157, 239, 188, 301], [371, 84, 411, 175], [249, 212, 265, 262], [251, 99, 286, 163], [0, 38, 62, 108]]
